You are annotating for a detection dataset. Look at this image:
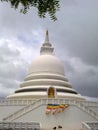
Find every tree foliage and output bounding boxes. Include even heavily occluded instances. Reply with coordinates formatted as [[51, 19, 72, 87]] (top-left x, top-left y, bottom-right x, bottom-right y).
[[0, 0, 60, 21]]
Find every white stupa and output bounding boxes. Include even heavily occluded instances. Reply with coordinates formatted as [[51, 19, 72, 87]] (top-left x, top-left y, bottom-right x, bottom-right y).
[[7, 30, 84, 100]]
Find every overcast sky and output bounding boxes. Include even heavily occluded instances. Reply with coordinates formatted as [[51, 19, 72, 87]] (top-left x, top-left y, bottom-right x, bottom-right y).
[[0, 0, 98, 98]]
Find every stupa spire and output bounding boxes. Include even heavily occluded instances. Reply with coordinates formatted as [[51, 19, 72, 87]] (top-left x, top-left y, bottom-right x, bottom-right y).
[[40, 30, 54, 55], [45, 30, 49, 43]]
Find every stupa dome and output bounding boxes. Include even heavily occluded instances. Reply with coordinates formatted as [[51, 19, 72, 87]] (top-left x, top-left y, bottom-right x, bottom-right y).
[[28, 54, 65, 76]]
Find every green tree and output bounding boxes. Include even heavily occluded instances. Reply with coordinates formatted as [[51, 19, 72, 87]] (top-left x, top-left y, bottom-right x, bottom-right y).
[[1, 0, 60, 21]]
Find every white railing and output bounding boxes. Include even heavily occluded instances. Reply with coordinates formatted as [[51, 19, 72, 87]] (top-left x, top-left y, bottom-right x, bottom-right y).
[[82, 122, 91, 130], [3, 98, 98, 122], [75, 101, 98, 120], [82, 121, 98, 130], [0, 122, 41, 130], [1, 98, 98, 106], [0, 99, 37, 106], [81, 101, 98, 107]]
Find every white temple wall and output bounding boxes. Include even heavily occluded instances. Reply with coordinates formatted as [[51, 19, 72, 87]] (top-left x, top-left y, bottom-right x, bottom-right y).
[[14, 105, 97, 130]]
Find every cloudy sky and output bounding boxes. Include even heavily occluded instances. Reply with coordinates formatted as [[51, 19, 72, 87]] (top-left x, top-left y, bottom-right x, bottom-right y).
[[0, 0, 98, 98]]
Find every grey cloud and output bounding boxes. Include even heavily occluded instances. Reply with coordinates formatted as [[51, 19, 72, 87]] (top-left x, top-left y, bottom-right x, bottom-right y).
[[85, 69, 96, 77], [0, 41, 25, 81], [0, 61, 27, 81], [0, 2, 43, 40], [68, 67, 98, 97], [76, 80, 98, 97], [0, 78, 18, 89], [0, 40, 30, 98], [63, 60, 75, 74], [0, 42, 20, 58]]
